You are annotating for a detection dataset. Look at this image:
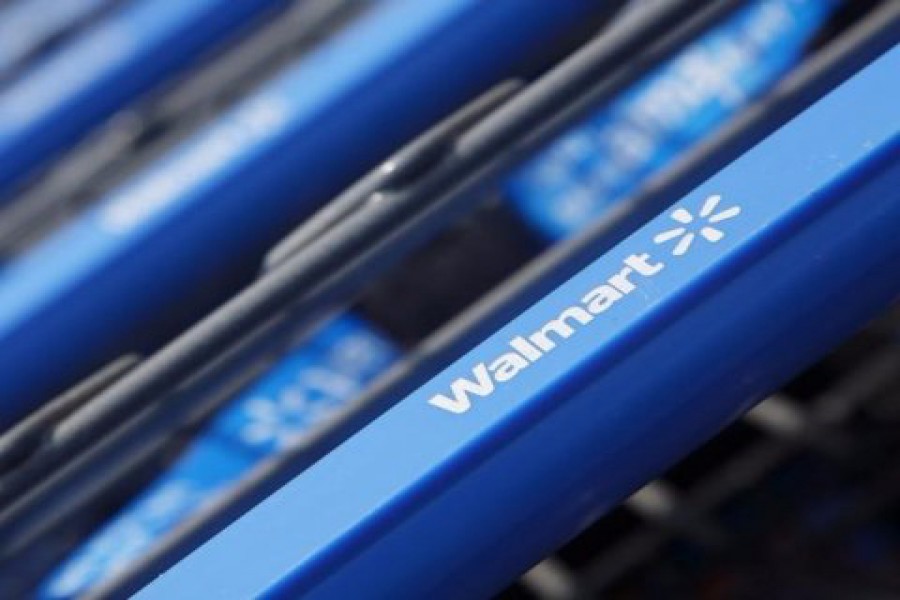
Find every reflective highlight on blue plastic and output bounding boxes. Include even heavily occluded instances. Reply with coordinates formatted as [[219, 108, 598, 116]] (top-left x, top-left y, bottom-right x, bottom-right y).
[[508, 0, 836, 240], [39, 315, 396, 600], [0, 0, 289, 197], [0, 0, 607, 427], [139, 44, 900, 600]]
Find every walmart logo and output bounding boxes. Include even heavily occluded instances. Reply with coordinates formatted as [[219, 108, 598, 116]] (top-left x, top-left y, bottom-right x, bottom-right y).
[[428, 194, 743, 415], [653, 194, 741, 256]]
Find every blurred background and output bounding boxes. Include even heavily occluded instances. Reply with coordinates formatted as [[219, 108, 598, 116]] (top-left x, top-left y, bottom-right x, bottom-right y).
[[0, 0, 896, 598]]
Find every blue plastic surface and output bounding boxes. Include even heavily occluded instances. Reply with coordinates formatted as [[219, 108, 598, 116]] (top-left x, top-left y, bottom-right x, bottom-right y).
[[39, 315, 397, 599], [0, 0, 290, 197], [508, 0, 836, 240], [139, 43, 900, 600], [0, 0, 114, 79], [0, 0, 608, 427]]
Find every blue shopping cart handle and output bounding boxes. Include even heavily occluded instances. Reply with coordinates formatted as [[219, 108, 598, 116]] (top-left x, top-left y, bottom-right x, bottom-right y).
[[0, 0, 290, 198], [0, 0, 610, 426], [138, 42, 900, 600], [39, 315, 398, 600], [0, 0, 114, 80]]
